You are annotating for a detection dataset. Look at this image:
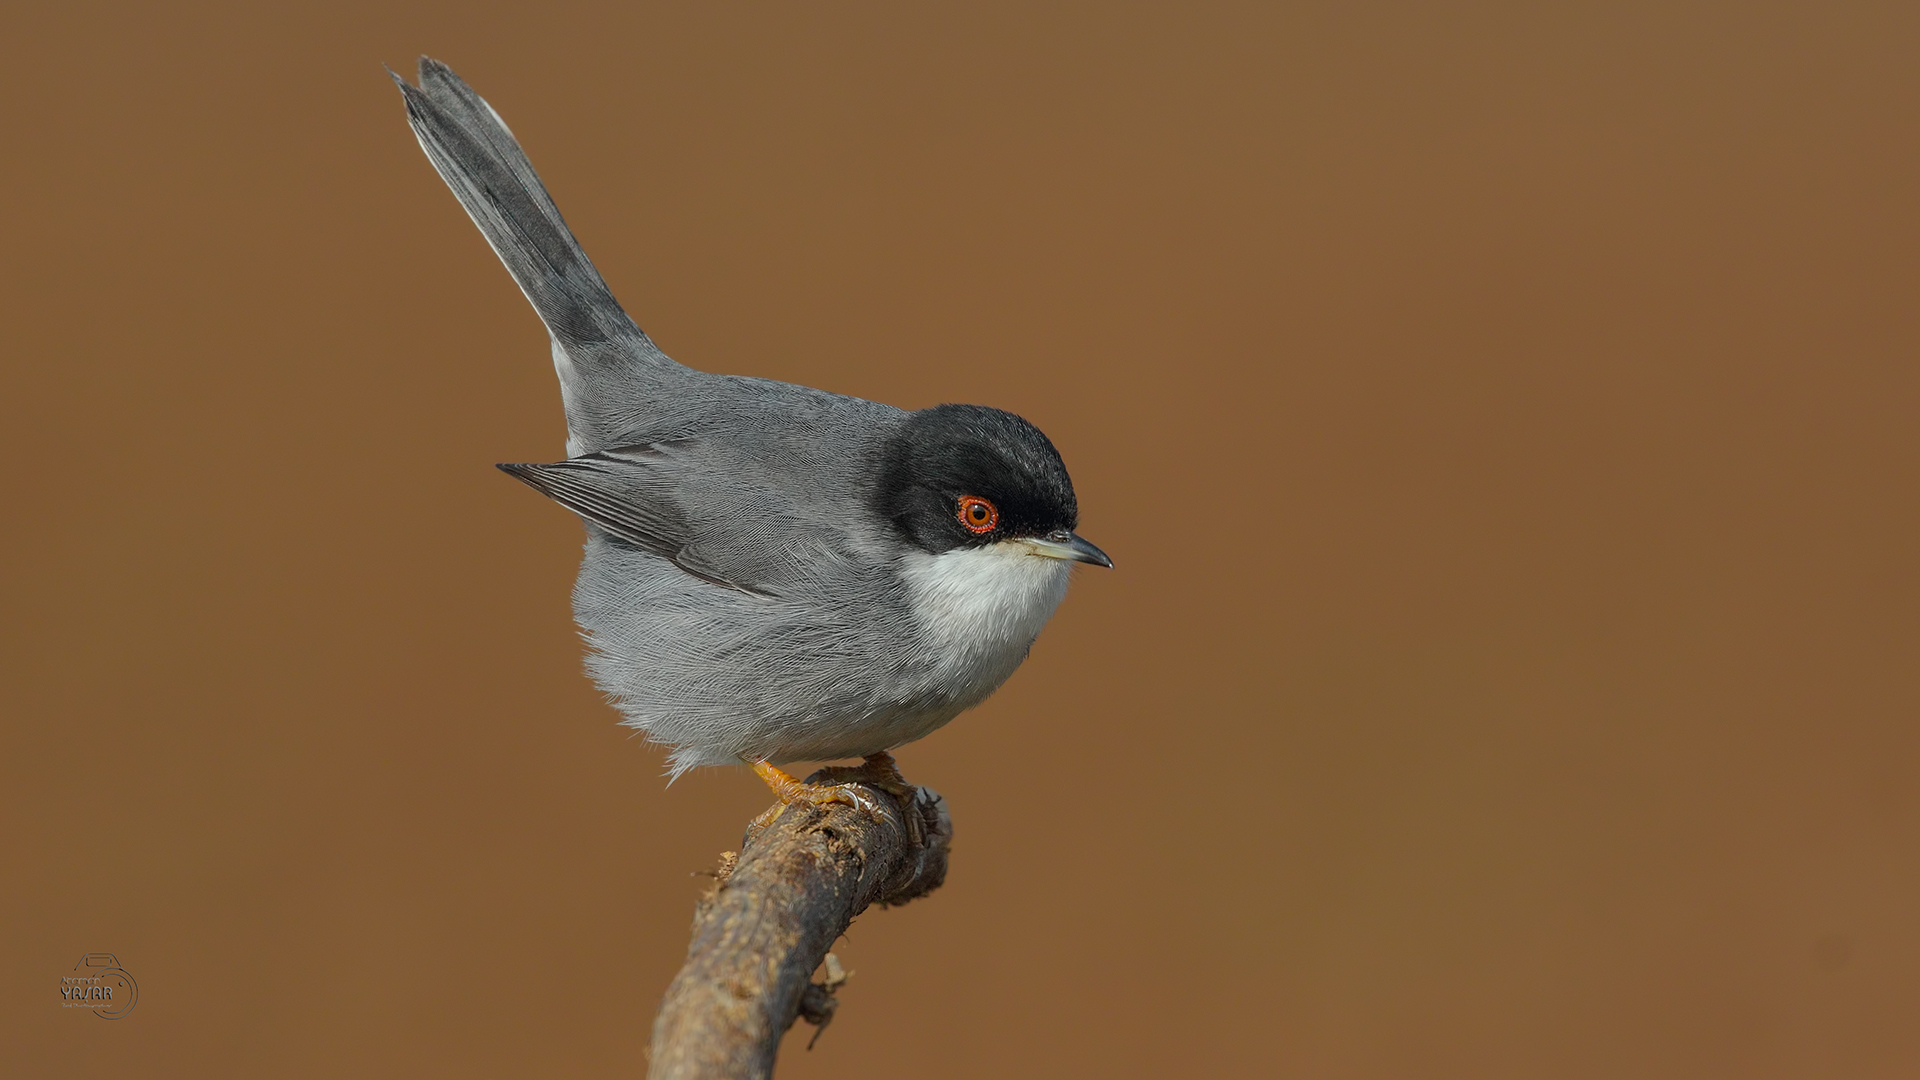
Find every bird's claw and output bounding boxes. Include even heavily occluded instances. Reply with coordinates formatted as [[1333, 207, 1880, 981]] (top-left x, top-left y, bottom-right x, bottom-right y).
[[748, 756, 925, 844], [750, 760, 890, 828], [800, 782, 886, 816], [805, 752, 928, 847]]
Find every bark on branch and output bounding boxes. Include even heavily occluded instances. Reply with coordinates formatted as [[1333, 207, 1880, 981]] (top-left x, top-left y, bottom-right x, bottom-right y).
[[646, 766, 954, 1080]]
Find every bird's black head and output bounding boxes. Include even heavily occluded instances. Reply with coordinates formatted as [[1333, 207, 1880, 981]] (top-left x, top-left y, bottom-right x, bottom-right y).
[[875, 403, 1092, 557]]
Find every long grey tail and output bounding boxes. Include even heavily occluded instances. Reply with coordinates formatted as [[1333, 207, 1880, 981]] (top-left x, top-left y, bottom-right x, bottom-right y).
[[392, 58, 683, 415]]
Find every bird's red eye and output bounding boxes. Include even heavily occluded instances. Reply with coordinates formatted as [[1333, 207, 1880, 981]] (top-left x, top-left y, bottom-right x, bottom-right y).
[[957, 496, 998, 534]]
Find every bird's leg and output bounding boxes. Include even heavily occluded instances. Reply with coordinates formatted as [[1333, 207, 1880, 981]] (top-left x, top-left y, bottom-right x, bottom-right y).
[[857, 752, 924, 847], [854, 751, 916, 799], [749, 759, 887, 832], [801, 750, 925, 847]]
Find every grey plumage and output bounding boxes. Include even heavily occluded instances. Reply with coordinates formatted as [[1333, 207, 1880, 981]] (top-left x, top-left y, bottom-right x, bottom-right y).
[[391, 57, 691, 452], [393, 58, 1104, 778]]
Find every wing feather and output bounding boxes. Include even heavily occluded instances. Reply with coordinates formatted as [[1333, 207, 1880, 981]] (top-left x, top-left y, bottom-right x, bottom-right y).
[[498, 449, 790, 597]]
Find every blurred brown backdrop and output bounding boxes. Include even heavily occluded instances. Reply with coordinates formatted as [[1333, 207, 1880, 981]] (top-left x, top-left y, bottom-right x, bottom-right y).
[[4, 2, 1918, 1076]]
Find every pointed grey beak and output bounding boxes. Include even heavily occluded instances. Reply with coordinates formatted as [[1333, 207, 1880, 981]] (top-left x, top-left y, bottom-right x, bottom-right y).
[[1024, 530, 1114, 568]]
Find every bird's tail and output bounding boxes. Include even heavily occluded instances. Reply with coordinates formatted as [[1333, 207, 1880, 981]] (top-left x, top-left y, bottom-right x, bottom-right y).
[[391, 57, 675, 370]]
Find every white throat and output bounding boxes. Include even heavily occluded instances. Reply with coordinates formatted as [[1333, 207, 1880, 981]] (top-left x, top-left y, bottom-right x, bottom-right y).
[[899, 541, 1073, 703]]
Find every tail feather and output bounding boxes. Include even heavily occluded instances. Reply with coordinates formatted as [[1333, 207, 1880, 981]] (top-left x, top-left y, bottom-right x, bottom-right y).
[[392, 58, 685, 452], [392, 58, 637, 348]]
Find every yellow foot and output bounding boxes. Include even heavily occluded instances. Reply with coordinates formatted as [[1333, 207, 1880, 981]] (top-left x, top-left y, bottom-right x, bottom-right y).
[[802, 751, 926, 847], [849, 751, 914, 798], [748, 759, 888, 831]]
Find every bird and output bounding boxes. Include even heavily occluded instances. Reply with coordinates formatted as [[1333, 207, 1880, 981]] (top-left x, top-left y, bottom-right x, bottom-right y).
[[391, 58, 1110, 813]]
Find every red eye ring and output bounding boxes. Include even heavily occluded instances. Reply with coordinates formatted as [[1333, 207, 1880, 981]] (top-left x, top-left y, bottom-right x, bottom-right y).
[[957, 495, 999, 534]]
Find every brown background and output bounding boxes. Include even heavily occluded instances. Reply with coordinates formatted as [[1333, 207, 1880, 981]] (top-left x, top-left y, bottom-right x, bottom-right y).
[[4, 2, 1917, 1076]]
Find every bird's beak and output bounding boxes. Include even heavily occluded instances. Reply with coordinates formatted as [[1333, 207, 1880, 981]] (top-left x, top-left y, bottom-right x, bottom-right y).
[[1023, 531, 1114, 568]]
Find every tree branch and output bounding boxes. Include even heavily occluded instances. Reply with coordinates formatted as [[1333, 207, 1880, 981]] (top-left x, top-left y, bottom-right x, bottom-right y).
[[646, 766, 953, 1080]]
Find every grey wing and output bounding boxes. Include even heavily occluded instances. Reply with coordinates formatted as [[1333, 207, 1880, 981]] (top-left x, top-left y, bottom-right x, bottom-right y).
[[498, 444, 848, 597], [392, 57, 691, 451]]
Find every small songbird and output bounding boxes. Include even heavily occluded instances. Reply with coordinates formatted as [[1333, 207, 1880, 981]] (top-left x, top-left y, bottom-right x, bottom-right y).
[[392, 58, 1110, 811]]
